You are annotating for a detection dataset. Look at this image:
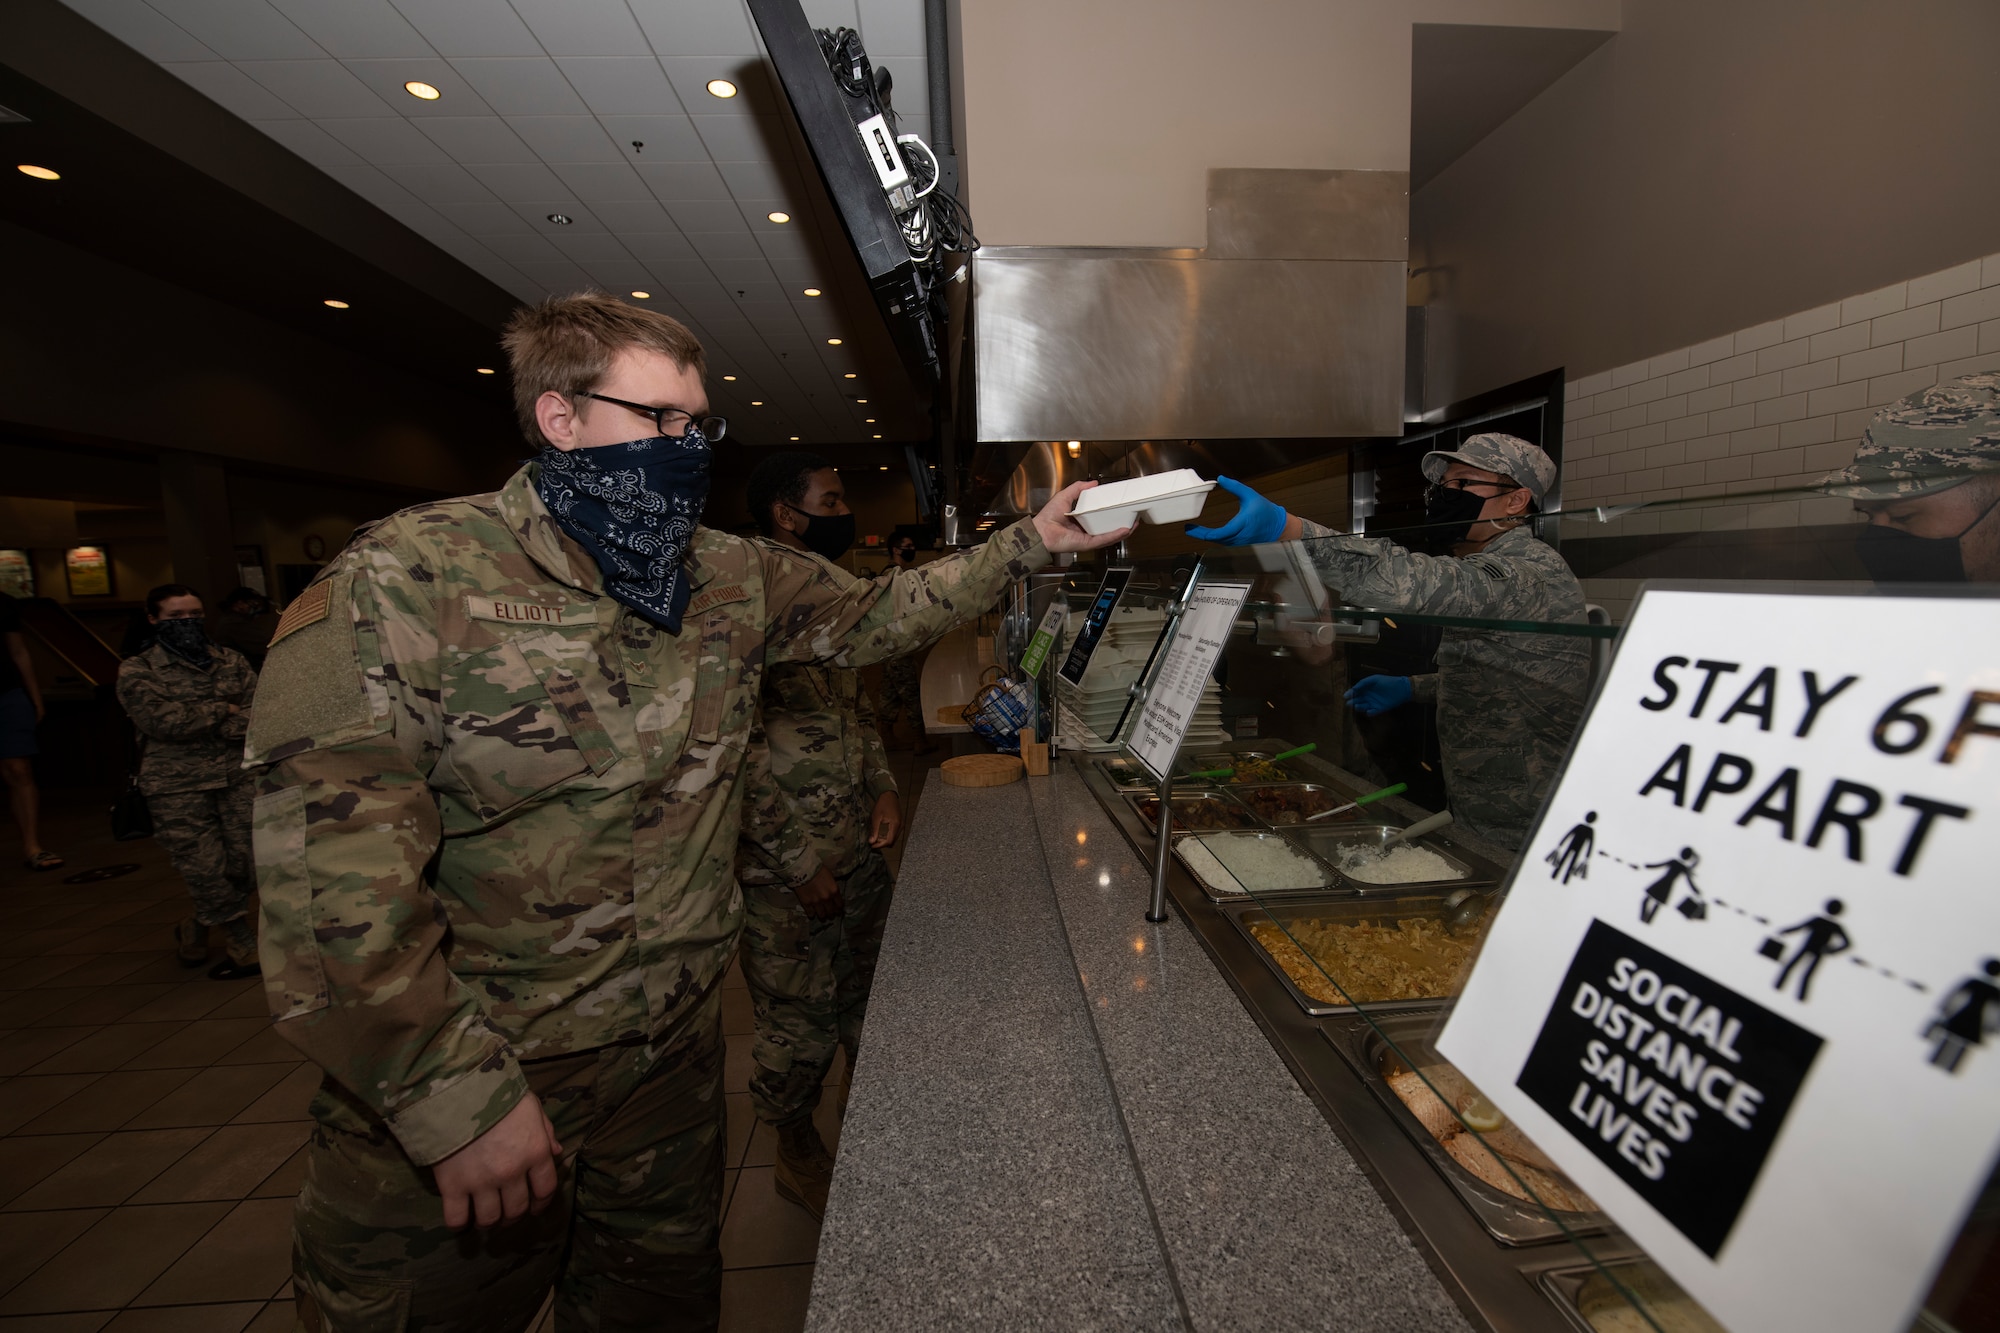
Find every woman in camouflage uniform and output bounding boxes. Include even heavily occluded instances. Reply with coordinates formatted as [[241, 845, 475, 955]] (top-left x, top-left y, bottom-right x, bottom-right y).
[[116, 584, 260, 980]]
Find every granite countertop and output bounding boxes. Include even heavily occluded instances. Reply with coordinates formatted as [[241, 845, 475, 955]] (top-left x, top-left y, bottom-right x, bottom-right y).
[[806, 760, 1470, 1332]]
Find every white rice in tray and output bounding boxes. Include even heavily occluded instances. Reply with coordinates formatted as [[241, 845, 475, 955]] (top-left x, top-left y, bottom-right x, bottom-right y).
[[1337, 843, 1464, 885], [1175, 838, 1245, 895], [1203, 834, 1331, 891]]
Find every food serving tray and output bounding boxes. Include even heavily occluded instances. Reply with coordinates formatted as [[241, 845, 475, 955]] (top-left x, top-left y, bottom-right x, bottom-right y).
[[1127, 790, 1260, 834], [1322, 1012, 1607, 1247], [1171, 829, 1345, 901], [1222, 892, 1492, 1016], [1286, 823, 1500, 892], [1176, 751, 1323, 785], [1096, 756, 1174, 790], [1229, 783, 1360, 827], [1529, 1255, 1725, 1333]]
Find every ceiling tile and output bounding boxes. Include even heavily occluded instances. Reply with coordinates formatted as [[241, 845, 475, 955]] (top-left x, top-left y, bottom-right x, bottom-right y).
[[389, 0, 543, 57], [317, 115, 454, 163], [767, 258, 826, 286], [514, 259, 600, 288], [586, 199, 676, 231], [710, 268, 784, 296], [548, 232, 637, 263], [340, 58, 493, 116], [627, 0, 759, 58], [870, 56, 928, 122], [505, 115, 623, 163], [510, 0, 649, 56], [669, 201, 749, 232], [632, 160, 732, 200], [732, 298, 799, 323], [689, 115, 782, 162], [252, 117, 365, 166], [620, 236, 703, 265], [716, 158, 801, 199], [239, 59, 400, 118], [582, 264, 657, 291], [799, 0, 860, 31], [641, 260, 722, 289], [413, 115, 537, 162], [464, 161, 574, 199], [657, 57, 779, 119], [855, 0, 926, 58], [267, 0, 433, 58], [165, 61, 297, 120], [450, 58, 591, 115], [688, 232, 767, 262], [754, 228, 820, 261], [479, 232, 564, 264], [433, 200, 539, 234], [548, 161, 653, 202], [62, 0, 221, 61], [146, 0, 321, 59], [379, 160, 499, 205], [552, 57, 684, 117], [743, 206, 801, 235], [598, 115, 708, 163]]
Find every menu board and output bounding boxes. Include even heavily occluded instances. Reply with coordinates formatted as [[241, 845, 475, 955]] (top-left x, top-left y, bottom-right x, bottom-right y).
[[64, 545, 111, 597], [1058, 568, 1132, 686], [1129, 580, 1251, 781], [1439, 587, 2000, 1333]]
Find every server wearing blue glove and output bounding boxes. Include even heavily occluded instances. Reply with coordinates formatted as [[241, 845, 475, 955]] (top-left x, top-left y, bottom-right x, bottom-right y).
[[1187, 435, 1589, 850]]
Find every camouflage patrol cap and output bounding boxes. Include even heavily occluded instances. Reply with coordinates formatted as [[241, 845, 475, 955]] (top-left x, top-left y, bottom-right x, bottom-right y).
[[1820, 372, 2000, 499], [1422, 433, 1558, 501]]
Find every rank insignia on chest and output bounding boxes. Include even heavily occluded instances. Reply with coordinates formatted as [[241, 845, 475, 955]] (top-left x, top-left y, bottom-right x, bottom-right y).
[[466, 595, 596, 627]]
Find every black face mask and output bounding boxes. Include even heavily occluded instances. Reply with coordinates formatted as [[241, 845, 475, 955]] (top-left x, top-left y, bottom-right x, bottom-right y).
[[1855, 488, 2000, 584], [787, 507, 855, 562], [1422, 485, 1490, 552], [154, 617, 213, 668]]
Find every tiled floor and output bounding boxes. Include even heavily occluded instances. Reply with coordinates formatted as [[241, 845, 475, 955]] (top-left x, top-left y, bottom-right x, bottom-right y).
[[0, 738, 946, 1333]]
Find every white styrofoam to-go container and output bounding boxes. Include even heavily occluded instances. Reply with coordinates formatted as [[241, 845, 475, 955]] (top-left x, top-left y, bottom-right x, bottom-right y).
[[1069, 470, 1217, 535]]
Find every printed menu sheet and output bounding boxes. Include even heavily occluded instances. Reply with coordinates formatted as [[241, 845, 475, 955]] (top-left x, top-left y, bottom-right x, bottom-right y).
[[1438, 587, 2000, 1333], [1129, 580, 1251, 781]]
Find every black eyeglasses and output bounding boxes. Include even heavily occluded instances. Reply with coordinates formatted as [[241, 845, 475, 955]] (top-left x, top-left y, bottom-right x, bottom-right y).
[[578, 391, 728, 441], [1423, 477, 1519, 505]]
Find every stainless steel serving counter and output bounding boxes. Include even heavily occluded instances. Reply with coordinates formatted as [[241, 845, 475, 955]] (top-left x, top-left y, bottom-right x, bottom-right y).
[[805, 751, 1620, 1331]]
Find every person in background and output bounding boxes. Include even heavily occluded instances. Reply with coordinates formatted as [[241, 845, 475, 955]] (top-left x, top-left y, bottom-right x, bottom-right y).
[[1818, 372, 2000, 582], [877, 533, 934, 753], [212, 585, 280, 669], [1188, 434, 1590, 851], [115, 584, 259, 979], [0, 593, 57, 870], [738, 452, 903, 1219]]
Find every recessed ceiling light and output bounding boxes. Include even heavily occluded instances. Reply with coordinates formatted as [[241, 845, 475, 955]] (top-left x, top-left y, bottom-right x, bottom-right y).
[[404, 80, 442, 100], [707, 79, 738, 99], [476, 367, 495, 375], [802, 287, 822, 297], [323, 299, 350, 309], [630, 290, 650, 299], [767, 211, 790, 224], [16, 164, 59, 181], [750, 400, 764, 406], [1066, 440, 1082, 456], [722, 375, 737, 382], [790, 436, 801, 441], [856, 398, 867, 404], [547, 213, 572, 225], [872, 433, 882, 439], [879, 466, 889, 471], [843, 373, 857, 379], [826, 338, 842, 346], [865, 418, 876, 423]]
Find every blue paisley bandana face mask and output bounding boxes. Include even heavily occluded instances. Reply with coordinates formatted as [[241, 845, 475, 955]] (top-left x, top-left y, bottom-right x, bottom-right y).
[[533, 428, 712, 633]]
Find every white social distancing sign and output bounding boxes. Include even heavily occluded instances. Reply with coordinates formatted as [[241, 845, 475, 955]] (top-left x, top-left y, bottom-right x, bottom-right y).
[[1438, 588, 2000, 1333]]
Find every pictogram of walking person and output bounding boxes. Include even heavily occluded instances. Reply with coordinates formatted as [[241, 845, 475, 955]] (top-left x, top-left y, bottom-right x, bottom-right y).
[[1545, 811, 1597, 884], [1766, 900, 1851, 1002], [1638, 847, 1703, 924], [1923, 959, 2000, 1074]]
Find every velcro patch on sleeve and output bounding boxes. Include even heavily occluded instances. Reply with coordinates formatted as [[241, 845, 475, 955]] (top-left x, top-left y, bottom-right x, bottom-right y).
[[246, 571, 378, 764], [466, 595, 595, 627], [269, 581, 330, 647], [686, 583, 749, 616]]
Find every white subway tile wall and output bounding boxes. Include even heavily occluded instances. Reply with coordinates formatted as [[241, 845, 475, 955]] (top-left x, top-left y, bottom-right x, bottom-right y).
[[1560, 249, 2000, 538]]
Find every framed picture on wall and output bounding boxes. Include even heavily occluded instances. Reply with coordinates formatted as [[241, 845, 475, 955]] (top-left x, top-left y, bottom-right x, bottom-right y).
[[64, 545, 113, 597], [233, 545, 268, 596], [0, 550, 34, 599]]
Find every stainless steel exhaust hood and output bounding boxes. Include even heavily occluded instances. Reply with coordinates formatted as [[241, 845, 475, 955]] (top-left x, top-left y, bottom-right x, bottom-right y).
[[972, 168, 1409, 445]]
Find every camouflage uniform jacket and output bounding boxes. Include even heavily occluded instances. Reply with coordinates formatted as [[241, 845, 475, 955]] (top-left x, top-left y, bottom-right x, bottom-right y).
[[245, 460, 1047, 1165], [116, 642, 257, 796], [738, 538, 897, 887], [1297, 520, 1590, 849]]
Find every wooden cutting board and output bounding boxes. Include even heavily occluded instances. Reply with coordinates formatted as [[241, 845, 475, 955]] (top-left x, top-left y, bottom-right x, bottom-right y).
[[939, 754, 1024, 788]]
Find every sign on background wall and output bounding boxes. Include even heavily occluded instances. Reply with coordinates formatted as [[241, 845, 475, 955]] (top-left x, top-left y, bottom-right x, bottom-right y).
[[1440, 588, 2000, 1333]]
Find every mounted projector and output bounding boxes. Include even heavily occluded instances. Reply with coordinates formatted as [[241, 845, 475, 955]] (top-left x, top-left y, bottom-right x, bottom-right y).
[[749, 0, 977, 385]]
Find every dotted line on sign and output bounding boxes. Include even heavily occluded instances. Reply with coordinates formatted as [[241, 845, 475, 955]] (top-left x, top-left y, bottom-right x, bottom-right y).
[[1595, 849, 1645, 870], [1848, 955, 1929, 994], [1707, 897, 1771, 927]]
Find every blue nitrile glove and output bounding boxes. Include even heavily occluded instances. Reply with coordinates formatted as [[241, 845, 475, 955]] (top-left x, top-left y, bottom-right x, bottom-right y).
[[1184, 476, 1288, 546], [1344, 675, 1414, 716]]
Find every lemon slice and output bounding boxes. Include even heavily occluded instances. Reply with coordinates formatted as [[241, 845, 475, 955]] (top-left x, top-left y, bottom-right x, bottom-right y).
[[1460, 1092, 1506, 1133]]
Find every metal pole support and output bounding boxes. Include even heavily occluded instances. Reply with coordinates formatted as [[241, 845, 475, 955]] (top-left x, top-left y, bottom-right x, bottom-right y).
[[1147, 771, 1173, 922]]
